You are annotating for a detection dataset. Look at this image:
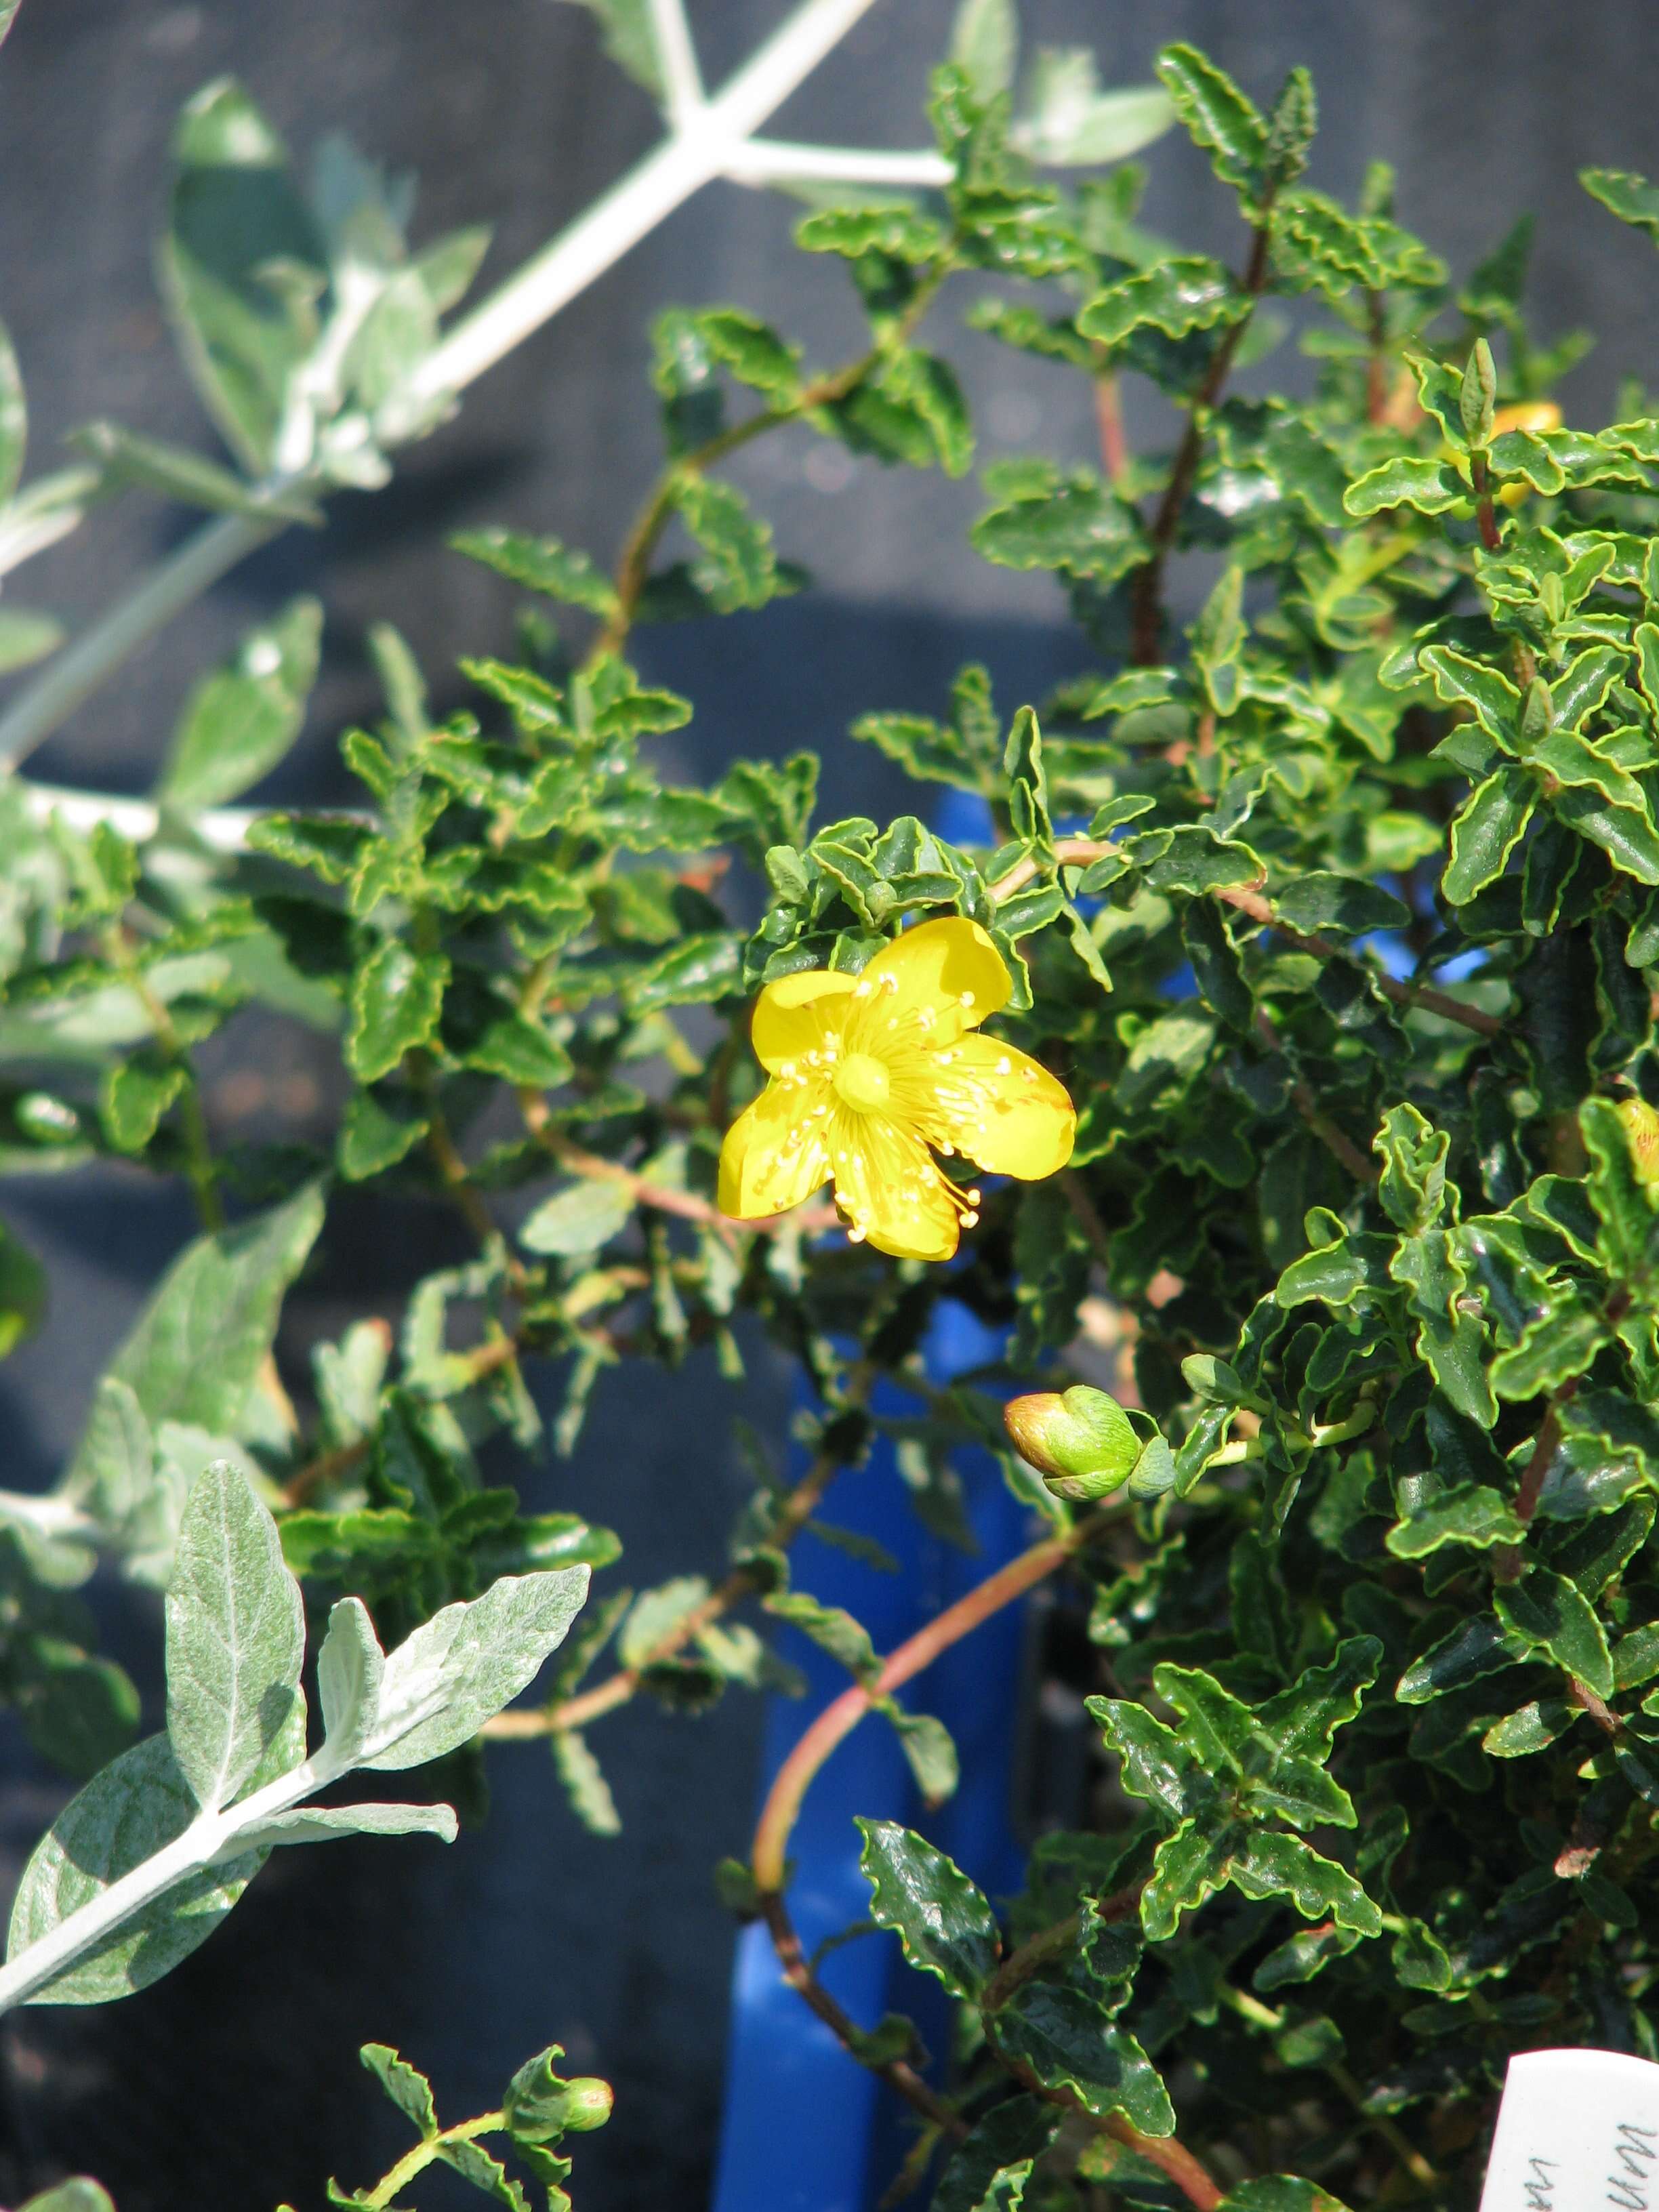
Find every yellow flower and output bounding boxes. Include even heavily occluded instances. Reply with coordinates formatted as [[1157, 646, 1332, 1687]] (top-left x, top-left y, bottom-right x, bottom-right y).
[[1485, 402, 1563, 510], [718, 916, 1076, 1261], [1616, 1095, 1659, 1200], [1491, 401, 1562, 438]]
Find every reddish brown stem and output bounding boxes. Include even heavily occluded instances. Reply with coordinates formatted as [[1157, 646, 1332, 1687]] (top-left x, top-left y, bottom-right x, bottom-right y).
[[1494, 1392, 1573, 1582], [1094, 373, 1129, 486], [1365, 290, 1389, 425], [752, 1530, 1075, 1889], [1215, 882, 1502, 1037], [758, 1885, 1225, 2211], [1104, 2118, 1224, 2211], [1469, 453, 1502, 552], [1254, 1011, 1378, 1186], [986, 846, 1500, 1042], [758, 1891, 964, 2137], [518, 1089, 838, 1245], [486, 1366, 876, 1738], [1130, 220, 1275, 666], [281, 1334, 520, 1506], [980, 1879, 1146, 2012], [1515, 1401, 1565, 1523]]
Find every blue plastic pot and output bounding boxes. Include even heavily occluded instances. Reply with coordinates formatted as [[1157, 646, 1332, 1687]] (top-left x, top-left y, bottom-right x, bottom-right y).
[[711, 1297, 1031, 2212], [713, 790, 1039, 2209]]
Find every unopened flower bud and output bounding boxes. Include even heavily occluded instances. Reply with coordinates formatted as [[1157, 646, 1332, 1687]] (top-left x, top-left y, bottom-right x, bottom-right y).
[[1616, 1096, 1659, 1199], [1004, 1386, 1140, 1501], [552, 2078, 615, 2133], [504, 2051, 615, 2140]]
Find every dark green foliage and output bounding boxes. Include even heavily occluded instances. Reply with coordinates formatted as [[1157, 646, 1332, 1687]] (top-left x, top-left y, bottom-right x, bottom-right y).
[[20, 14, 1659, 2212]]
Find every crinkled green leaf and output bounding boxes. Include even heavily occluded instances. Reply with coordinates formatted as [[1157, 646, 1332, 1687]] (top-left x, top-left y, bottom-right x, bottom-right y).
[[855, 1818, 1000, 1999]]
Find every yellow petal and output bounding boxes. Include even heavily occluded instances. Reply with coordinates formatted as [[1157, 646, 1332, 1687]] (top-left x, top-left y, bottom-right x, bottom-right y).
[[752, 967, 859, 1072], [848, 916, 1011, 1054], [912, 1033, 1075, 1181], [718, 1078, 833, 1218], [1492, 401, 1561, 437], [830, 1112, 960, 1262]]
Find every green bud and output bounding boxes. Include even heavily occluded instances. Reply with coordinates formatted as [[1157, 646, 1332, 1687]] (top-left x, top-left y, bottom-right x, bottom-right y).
[[550, 2078, 614, 2133], [1004, 1385, 1140, 1502], [1519, 674, 1554, 745], [1460, 337, 1497, 449], [503, 2047, 615, 2141], [1263, 66, 1317, 190]]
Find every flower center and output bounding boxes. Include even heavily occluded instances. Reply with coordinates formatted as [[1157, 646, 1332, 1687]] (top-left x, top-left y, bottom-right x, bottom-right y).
[[832, 1050, 892, 1113]]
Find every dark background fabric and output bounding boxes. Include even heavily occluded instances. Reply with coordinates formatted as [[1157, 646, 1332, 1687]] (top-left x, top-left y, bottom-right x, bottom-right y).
[[0, 3, 1656, 2204]]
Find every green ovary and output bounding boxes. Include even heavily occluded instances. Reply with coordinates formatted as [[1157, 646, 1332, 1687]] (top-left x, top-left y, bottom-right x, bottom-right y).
[[832, 1051, 892, 1113]]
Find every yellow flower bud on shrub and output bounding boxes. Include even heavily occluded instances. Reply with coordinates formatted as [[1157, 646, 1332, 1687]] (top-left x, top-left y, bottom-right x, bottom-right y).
[[1004, 1385, 1140, 1501]]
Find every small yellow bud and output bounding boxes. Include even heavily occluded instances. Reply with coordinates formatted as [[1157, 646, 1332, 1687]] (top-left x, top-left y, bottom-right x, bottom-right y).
[[1004, 1386, 1140, 1502], [1616, 1096, 1659, 1199]]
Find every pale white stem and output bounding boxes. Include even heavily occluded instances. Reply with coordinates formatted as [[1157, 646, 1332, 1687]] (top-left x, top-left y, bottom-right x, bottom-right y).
[[0, 512, 274, 768], [0, 0, 888, 773], [0, 1490, 100, 1539], [409, 0, 884, 401], [20, 781, 265, 851], [723, 138, 952, 188], [648, 0, 705, 128], [0, 1746, 339, 2016]]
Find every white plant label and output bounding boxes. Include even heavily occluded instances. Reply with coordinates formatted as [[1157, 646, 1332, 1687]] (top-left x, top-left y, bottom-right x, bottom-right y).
[[1480, 2049, 1659, 2212]]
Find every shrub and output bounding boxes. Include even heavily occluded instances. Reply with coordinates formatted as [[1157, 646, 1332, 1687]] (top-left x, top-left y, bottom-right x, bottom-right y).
[[5, 3, 1659, 2207]]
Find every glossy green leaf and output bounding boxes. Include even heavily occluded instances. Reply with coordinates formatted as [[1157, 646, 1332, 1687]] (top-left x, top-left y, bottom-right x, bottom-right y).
[[1395, 1614, 1529, 1704], [1078, 257, 1245, 347], [765, 1589, 878, 1681], [100, 1055, 186, 1155], [361, 2043, 438, 2137], [1582, 165, 1659, 243], [1391, 1229, 1495, 1428], [971, 480, 1147, 581], [1157, 43, 1266, 203], [451, 528, 619, 617], [991, 1980, 1174, 2135], [855, 1818, 1000, 1999], [346, 943, 447, 1082], [1387, 1484, 1524, 1558], [1481, 1697, 1579, 1758], [1343, 455, 1468, 519], [1495, 1567, 1614, 1699], [1443, 769, 1535, 903], [933, 2098, 1059, 2212]]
